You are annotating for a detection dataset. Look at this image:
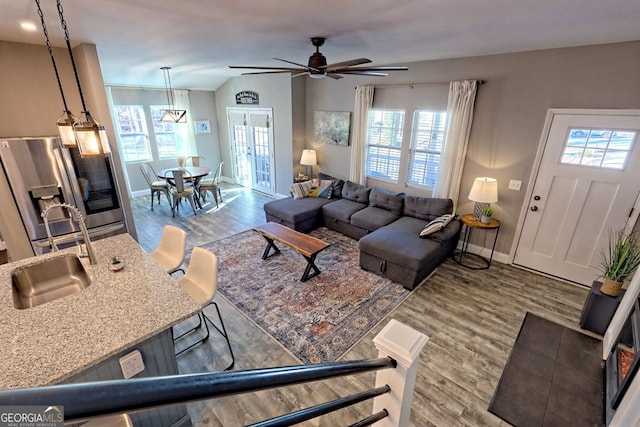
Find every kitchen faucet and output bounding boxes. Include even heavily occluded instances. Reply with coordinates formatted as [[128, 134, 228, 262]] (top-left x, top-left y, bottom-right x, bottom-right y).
[[42, 202, 98, 265]]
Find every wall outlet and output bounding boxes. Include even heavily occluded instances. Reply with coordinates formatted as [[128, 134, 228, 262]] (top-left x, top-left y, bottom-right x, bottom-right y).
[[119, 349, 144, 379], [508, 179, 522, 191]]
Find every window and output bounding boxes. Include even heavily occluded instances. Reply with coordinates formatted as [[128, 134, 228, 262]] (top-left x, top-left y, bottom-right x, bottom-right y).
[[113, 105, 151, 162], [407, 111, 447, 187], [150, 106, 185, 159], [366, 110, 404, 181], [365, 109, 447, 189], [562, 129, 636, 170]]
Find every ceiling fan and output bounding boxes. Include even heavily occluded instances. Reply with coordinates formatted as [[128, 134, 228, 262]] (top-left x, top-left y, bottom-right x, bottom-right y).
[[229, 37, 408, 79]]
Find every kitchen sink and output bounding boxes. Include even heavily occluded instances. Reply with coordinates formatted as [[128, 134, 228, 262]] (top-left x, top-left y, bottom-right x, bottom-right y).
[[12, 254, 91, 309]]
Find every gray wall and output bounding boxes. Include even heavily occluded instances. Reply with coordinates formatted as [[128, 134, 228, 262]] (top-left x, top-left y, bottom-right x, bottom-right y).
[[0, 40, 137, 256], [215, 74, 295, 196], [305, 40, 640, 256], [109, 88, 220, 195]]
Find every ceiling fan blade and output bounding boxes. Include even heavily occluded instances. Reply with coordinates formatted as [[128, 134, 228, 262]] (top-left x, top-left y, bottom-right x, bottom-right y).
[[323, 58, 371, 70], [229, 66, 302, 71], [337, 66, 409, 72], [274, 58, 320, 72], [326, 73, 343, 79], [334, 71, 389, 77], [240, 70, 302, 75]]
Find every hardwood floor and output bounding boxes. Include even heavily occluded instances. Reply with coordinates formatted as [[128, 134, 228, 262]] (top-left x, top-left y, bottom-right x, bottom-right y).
[[130, 183, 592, 426]]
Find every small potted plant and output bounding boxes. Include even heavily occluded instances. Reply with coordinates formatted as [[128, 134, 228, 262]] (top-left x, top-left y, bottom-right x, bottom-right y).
[[599, 231, 640, 296], [110, 256, 125, 271], [481, 206, 494, 224]]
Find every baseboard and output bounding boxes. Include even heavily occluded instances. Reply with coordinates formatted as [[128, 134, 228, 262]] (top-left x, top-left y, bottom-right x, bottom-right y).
[[456, 241, 509, 264]]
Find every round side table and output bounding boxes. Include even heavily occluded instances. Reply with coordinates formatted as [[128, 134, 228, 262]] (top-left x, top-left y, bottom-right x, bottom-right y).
[[454, 213, 501, 269]]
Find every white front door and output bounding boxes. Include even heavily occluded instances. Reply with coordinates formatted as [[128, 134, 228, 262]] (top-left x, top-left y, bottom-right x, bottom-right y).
[[514, 110, 640, 285], [227, 108, 275, 195]]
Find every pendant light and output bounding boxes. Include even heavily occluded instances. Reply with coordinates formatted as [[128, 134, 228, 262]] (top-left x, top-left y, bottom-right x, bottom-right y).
[[35, 0, 78, 147], [160, 66, 187, 123], [56, 0, 110, 157]]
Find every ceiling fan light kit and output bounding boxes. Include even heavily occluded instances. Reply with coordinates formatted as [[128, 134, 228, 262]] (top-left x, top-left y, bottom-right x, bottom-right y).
[[229, 37, 408, 79]]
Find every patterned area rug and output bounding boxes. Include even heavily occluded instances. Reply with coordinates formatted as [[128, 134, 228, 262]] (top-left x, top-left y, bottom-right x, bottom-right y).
[[186, 227, 412, 364]]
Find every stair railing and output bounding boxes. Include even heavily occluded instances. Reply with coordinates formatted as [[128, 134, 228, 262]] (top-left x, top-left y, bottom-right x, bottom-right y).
[[0, 320, 428, 426]]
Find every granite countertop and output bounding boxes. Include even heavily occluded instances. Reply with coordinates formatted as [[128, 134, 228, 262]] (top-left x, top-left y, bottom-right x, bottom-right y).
[[0, 233, 200, 390]]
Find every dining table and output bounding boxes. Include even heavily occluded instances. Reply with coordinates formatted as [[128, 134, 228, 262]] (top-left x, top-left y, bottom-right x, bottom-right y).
[[157, 166, 212, 209]]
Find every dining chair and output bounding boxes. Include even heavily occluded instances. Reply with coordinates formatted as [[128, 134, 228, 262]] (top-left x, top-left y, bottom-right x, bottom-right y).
[[165, 169, 198, 217], [140, 162, 170, 211], [174, 247, 235, 369], [185, 155, 206, 167], [150, 225, 187, 276], [199, 161, 224, 208]]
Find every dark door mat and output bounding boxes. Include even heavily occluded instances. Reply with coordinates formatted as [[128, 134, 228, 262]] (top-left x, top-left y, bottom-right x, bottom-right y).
[[488, 312, 603, 427]]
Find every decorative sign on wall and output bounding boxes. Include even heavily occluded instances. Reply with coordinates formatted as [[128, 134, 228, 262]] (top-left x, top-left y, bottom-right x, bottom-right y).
[[314, 111, 351, 146], [235, 91, 259, 105]]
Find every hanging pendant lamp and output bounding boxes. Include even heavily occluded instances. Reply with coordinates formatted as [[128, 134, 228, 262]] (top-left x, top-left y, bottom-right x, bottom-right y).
[[35, 0, 78, 147], [56, 0, 110, 157], [160, 66, 187, 123]]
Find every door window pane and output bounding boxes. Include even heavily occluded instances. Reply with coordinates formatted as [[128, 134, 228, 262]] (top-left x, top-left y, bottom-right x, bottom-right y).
[[562, 129, 636, 169]]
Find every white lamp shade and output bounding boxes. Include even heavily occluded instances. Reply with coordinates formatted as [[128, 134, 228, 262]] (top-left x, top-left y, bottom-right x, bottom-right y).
[[468, 177, 498, 203], [300, 149, 317, 166]]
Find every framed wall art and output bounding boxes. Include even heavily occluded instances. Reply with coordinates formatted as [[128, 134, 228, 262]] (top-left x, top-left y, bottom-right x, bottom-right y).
[[314, 111, 350, 145], [194, 120, 211, 134]]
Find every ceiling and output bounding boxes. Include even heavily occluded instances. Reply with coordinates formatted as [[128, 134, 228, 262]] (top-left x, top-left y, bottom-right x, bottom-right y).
[[2, 0, 640, 91]]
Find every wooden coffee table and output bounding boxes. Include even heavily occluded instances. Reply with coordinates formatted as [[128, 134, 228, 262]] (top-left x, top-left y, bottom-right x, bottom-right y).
[[253, 222, 330, 282]]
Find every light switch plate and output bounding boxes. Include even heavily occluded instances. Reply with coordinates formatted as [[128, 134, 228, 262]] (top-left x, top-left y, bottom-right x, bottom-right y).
[[119, 349, 144, 379], [509, 179, 522, 191]]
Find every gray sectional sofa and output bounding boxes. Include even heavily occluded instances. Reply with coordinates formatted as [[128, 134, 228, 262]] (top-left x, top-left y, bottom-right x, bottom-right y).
[[263, 173, 461, 290]]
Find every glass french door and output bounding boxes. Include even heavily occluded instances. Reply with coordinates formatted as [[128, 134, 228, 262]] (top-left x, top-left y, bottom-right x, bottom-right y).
[[227, 108, 275, 195]]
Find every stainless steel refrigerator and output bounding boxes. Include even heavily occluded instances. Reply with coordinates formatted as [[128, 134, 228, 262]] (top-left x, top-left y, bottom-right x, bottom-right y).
[[0, 137, 126, 255]]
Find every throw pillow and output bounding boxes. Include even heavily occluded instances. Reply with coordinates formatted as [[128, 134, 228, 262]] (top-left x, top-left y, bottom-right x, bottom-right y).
[[419, 213, 455, 237], [308, 179, 334, 198], [317, 172, 345, 198], [290, 180, 313, 199]]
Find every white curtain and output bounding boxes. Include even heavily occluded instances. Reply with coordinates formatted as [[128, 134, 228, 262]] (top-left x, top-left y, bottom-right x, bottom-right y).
[[433, 80, 478, 210], [174, 89, 197, 155], [349, 85, 375, 184]]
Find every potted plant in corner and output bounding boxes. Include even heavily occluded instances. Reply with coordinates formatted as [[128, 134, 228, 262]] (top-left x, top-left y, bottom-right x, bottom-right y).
[[481, 206, 494, 224], [599, 231, 640, 296]]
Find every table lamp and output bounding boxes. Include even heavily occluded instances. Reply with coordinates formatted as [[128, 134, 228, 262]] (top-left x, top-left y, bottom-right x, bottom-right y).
[[469, 177, 498, 220], [300, 149, 317, 177]]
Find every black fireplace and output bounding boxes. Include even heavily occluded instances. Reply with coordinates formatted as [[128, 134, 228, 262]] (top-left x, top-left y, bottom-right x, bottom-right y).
[[604, 297, 640, 425]]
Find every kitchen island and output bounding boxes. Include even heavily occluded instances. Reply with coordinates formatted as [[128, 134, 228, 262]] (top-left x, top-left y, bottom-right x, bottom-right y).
[[0, 233, 200, 393]]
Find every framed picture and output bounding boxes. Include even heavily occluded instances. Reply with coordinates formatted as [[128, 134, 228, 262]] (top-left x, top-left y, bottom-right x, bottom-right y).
[[194, 120, 211, 134], [314, 111, 350, 145]]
